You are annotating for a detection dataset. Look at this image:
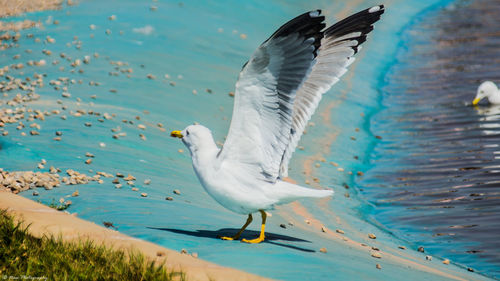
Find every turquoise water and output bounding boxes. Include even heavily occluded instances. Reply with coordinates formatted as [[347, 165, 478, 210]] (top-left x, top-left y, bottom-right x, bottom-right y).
[[1, 0, 492, 279]]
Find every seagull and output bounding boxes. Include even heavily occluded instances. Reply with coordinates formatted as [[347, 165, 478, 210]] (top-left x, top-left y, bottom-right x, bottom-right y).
[[170, 5, 384, 243], [473, 81, 500, 105]]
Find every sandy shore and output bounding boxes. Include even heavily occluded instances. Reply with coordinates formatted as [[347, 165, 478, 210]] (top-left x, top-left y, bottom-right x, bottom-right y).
[[0, 0, 63, 18], [0, 191, 269, 281]]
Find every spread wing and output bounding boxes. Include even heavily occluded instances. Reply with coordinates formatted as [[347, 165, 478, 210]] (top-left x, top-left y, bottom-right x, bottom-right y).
[[218, 10, 326, 182], [218, 5, 385, 183], [279, 5, 385, 177]]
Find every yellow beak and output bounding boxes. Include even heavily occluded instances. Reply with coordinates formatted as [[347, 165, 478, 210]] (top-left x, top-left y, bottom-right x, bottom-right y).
[[472, 97, 481, 106], [170, 130, 183, 138]]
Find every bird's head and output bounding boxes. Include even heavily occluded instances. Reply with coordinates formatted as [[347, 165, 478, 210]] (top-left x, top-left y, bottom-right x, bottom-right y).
[[170, 124, 215, 156], [473, 81, 498, 105]]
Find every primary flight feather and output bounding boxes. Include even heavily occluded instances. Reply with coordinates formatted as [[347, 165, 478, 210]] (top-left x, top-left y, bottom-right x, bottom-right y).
[[171, 5, 384, 243]]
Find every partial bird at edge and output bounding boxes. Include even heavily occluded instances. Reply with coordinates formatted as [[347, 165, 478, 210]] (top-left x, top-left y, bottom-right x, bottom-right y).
[[473, 81, 500, 105]]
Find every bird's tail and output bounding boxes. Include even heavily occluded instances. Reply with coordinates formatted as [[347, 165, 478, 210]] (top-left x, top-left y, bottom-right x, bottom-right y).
[[271, 180, 334, 205]]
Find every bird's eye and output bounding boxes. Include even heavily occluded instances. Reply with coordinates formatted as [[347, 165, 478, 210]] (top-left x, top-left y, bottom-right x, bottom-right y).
[[186, 130, 190, 136]]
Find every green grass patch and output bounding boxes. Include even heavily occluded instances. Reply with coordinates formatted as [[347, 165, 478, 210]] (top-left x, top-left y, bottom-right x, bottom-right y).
[[0, 210, 185, 281]]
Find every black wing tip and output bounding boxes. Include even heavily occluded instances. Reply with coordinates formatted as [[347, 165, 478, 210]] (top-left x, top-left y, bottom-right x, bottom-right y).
[[267, 10, 325, 40], [323, 4, 385, 54], [264, 9, 326, 58]]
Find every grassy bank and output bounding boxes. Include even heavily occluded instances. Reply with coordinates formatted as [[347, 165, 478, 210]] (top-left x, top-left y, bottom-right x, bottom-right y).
[[0, 210, 184, 281]]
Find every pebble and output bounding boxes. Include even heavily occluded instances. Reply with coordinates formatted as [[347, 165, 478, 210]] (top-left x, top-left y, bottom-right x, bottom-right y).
[[336, 229, 345, 234], [0, 170, 60, 192], [368, 233, 376, 239], [191, 252, 198, 258], [115, 184, 122, 189], [280, 224, 286, 229], [173, 189, 181, 195], [165, 196, 173, 201], [180, 249, 188, 254], [371, 252, 382, 259], [398, 246, 406, 250], [85, 159, 92, 164], [124, 174, 136, 181], [55, 131, 63, 136], [418, 246, 425, 253], [319, 248, 327, 253], [72, 190, 79, 197], [32, 191, 39, 196], [132, 187, 139, 191], [376, 264, 381, 269], [108, 15, 116, 20], [156, 251, 165, 257], [321, 226, 327, 233], [85, 152, 94, 158], [426, 255, 432, 261], [144, 179, 151, 185], [141, 193, 147, 197], [442, 259, 450, 265], [112, 178, 120, 184]]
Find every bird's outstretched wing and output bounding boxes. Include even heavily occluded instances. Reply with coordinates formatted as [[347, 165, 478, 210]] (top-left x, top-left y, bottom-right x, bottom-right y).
[[280, 5, 385, 177], [218, 10, 325, 182], [218, 6, 384, 182]]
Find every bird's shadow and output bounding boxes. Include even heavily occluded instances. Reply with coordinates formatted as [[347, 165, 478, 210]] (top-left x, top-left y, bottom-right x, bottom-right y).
[[148, 227, 316, 253]]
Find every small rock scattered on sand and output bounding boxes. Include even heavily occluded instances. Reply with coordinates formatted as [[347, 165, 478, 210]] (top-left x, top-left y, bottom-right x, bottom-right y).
[[319, 248, 327, 253], [442, 259, 450, 265], [368, 233, 376, 239]]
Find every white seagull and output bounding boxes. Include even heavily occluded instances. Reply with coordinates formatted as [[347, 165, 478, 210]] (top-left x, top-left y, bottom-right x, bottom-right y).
[[473, 81, 500, 105], [171, 5, 384, 243]]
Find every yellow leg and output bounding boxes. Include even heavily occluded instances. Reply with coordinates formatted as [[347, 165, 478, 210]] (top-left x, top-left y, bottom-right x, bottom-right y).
[[220, 214, 253, 241], [242, 210, 266, 244]]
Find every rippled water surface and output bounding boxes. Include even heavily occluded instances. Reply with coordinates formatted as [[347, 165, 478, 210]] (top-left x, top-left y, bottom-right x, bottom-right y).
[[361, 0, 500, 277]]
